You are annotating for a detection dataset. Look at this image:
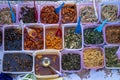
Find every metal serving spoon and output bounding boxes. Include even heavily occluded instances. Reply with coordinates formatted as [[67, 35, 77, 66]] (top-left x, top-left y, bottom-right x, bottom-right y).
[[42, 57, 64, 77]]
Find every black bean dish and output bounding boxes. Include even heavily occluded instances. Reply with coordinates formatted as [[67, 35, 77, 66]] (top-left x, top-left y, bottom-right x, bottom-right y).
[[62, 53, 81, 70], [4, 27, 22, 50], [3, 53, 33, 72]]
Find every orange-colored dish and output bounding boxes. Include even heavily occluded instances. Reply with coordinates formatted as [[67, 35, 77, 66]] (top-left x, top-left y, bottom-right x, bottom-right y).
[[40, 6, 59, 24], [105, 25, 120, 44], [45, 27, 62, 50], [24, 26, 44, 50], [61, 4, 77, 23]]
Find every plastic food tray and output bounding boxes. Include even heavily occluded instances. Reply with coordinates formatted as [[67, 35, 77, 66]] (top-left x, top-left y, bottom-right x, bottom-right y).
[[0, 4, 18, 25], [39, 2, 60, 24], [3, 25, 23, 52], [1, 51, 34, 74], [103, 23, 120, 45], [45, 24, 63, 50], [104, 45, 120, 69], [18, 3, 39, 23], [82, 47, 105, 69], [62, 23, 84, 50], [78, 3, 99, 24], [83, 23, 104, 46], [99, 2, 119, 23], [23, 23, 45, 51], [60, 49, 82, 73], [33, 49, 61, 79], [61, 3, 78, 24]]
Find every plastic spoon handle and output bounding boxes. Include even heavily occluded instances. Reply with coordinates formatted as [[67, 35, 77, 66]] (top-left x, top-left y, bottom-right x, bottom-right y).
[[93, 0, 98, 18], [55, 20, 62, 37], [100, 19, 107, 28], [8, 0, 13, 10], [94, 19, 107, 32], [34, 0, 38, 21], [7, 0, 15, 23], [75, 16, 81, 34], [49, 66, 64, 77], [55, 2, 65, 14], [25, 27, 33, 34]]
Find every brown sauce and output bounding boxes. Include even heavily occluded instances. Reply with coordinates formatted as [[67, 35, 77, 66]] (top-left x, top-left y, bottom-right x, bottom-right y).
[[35, 54, 60, 75]]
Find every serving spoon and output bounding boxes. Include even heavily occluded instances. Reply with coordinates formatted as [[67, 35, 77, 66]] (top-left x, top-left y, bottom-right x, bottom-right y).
[[42, 57, 64, 77], [34, 0, 38, 22], [25, 27, 37, 38], [55, 2, 65, 14], [94, 19, 107, 32], [55, 21, 62, 37], [75, 16, 81, 34], [7, 0, 16, 23]]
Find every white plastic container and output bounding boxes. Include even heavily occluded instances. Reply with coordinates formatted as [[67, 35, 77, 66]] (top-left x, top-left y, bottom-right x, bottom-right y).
[[99, 2, 119, 23], [33, 49, 61, 79], [2, 51, 34, 74], [39, 2, 60, 24], [104, 45, 120, 69], [60, 49, 82, 73], [45, 24, 63, 50], [0, 4, 18, 25], [23, 23, 45, 51], [18, 3, 39, 23], [62, 23, 83, 50], [3, 25, 23, 52], [78, 3, 99, 24]]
